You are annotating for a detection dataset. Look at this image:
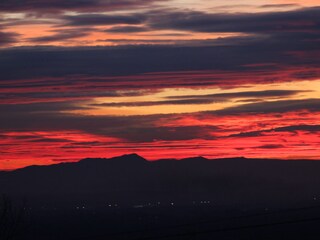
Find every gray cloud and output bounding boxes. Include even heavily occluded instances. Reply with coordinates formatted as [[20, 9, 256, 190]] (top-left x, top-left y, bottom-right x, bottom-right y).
[[0, 31, 20, 46], [63, 14, 145, 26], [1, 8, 320, 84], [260, 4, 300, 9], [1, 98, 319, 143], [167, 90, 304, 100], [28, 28, 93, 42], [149, 7, 320, 34], [0, 108, 217, 142], [0, 89, 157, 104], [0, 37, 318, 81], [0, 101, 91, 113], [214, 99, 320, 115], [0, 0, 165, 13], [106, 125, 218, 142], [105, 26, 149, 33], [229, 125, 320, 138], [253, 144, 285, 149]]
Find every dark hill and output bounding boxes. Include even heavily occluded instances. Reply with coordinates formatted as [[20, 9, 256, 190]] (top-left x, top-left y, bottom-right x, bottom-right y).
[[1, 154, 320, 209]]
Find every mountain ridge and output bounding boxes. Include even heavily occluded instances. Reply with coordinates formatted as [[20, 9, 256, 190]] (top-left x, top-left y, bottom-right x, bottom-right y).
[[2, 153, 316, 173], [1, 153, 320, 209]]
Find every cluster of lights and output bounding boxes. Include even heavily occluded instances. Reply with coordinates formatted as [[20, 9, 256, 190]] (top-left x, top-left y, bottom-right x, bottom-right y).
[[193, 200, 211, 204]]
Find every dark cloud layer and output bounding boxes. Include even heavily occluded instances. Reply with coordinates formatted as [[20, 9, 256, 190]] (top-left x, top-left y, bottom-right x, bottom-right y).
[[0, 7, 318, 87], [0, 31, 20, 46], [0, 101, 90, 113], [167, 90, 304, 100], [105, 26, 149, 33], [149, 7, 320, 34], [50, 7, 320, 35], [0, 89, 155, 104], [106, 125, 218, 142], [28, 28, 93, 42], [0, 100, 225, 143], [0, 110, 183, 142], [0, 37, 319, 104], [230, 125, 320, 138], [0, 0, 164, 12], [63, 14, 145, 26], [215, 99, 320, 115], [1, 98, 320, 143], [260, 4, 300, 9], [0, 41, 318, 81]]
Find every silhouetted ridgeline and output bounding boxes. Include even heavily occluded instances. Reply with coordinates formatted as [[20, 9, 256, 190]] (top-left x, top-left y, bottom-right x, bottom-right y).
[[1, 154, 320, 209]]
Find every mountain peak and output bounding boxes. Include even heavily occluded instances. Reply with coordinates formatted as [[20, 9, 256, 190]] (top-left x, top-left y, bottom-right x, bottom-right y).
[[180, 156, 208, 161], [114, 153, 147, 162], [78, 153, 146, 166], [215, 156, 249, 161]]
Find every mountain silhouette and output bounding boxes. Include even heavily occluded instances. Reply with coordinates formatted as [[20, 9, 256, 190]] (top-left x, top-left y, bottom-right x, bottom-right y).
[[1, 154, 320, 209]]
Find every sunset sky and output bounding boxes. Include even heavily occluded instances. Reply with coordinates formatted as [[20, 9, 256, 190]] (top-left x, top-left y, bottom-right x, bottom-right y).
[[1, 0, 320, 170]]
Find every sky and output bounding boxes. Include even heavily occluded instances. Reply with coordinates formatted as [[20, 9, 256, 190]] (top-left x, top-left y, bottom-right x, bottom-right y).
[[0, 0, 320, 170]]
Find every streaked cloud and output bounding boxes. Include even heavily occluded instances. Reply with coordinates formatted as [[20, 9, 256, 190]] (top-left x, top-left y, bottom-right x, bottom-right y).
[[0, 0, 166, 13]]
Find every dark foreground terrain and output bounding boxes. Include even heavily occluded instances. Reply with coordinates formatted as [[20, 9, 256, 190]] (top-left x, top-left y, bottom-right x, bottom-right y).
[[2, 154, 320, 239], [7, 203, 320, 240]]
